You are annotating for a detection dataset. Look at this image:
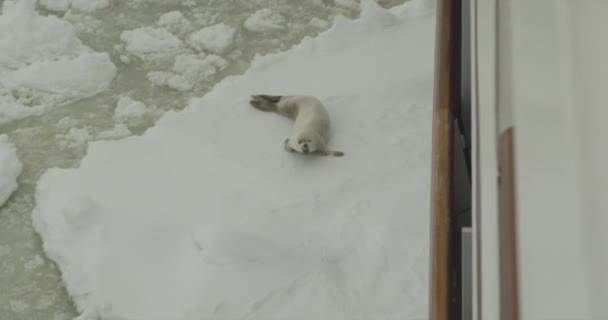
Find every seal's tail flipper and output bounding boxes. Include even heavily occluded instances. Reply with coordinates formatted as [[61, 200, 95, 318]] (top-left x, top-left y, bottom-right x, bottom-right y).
[[317, 150, 345, 157], [249, 95, 282, 112], [256, 95, 282, 103]]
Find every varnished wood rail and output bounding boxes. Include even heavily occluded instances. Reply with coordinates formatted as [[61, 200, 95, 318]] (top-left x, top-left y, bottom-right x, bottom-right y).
[[429, 0, 460, 319], [499, 127, 519, 320]]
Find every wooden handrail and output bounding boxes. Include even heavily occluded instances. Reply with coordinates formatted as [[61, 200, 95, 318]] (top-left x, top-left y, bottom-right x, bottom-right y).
[[429, 0, 460, 319], [498, 127, 520, 320]]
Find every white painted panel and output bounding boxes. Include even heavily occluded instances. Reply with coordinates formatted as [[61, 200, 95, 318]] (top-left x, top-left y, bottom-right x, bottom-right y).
[[508, 0, 608, 318]]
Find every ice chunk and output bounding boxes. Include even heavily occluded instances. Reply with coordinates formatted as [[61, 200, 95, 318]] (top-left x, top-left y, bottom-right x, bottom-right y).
[[0, 2, 116, 124], [8, 52, 116, 98], [0, 135, 22, 207], [188, 23, 235, 54], [244, 9, 285, 32], [39, 0, 70, 11], [114, 96, 147, 124], [70, 0, 110, 12], [158, 11, 193, 35], [121, 27, 183, 60]]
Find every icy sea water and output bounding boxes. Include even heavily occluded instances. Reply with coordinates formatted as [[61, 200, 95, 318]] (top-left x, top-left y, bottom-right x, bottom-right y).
[[0, 0, 407, 319]]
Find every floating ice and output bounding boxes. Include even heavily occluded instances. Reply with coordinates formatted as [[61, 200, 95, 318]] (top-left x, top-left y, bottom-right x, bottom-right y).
[[120, 27, 183, 60], [0, 135, 22, 207], [244, 9, 285, 32], [188, 23, 236, 54], [114, 96, 147, 125], [0, 0, 116, 124]]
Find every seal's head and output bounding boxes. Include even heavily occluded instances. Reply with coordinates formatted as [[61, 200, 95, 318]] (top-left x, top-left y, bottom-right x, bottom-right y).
[[296, 132, 319, 154]]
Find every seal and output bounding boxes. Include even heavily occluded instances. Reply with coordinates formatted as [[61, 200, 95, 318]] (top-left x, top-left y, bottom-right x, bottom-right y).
[[249, 94, 344, 157]]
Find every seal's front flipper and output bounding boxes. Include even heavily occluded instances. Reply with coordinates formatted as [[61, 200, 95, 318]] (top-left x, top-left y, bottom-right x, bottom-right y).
[[284, 139, 295, 152]]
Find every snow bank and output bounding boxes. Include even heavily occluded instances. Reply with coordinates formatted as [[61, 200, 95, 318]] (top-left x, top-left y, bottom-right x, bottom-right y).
[[0, 0, 116, 124], [34, 0, 435, 319], [0, 135, 22, 207]]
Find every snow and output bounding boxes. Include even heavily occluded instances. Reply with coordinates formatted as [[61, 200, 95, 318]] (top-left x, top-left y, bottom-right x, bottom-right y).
[[33, 0, 435, 319], [0, 135, 22, 208], [120, 27, 183, 60], [188, 23, 236, 54], [244, 9, 285, 32], [0, 0, 116, 124]]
